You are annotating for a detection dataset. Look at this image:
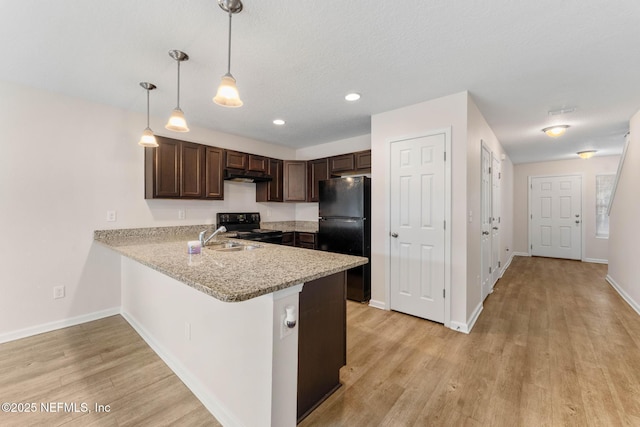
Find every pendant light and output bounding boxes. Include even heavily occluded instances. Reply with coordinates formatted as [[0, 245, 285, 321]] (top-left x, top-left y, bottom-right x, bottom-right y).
[[165, 50, 190, 132], [138, 82, 158, 147], [213, 0, 243, 107]]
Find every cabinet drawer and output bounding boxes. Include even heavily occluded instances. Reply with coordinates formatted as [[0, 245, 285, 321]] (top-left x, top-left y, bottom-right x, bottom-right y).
[[296, 232, 316, 244], [281, 232, 295, 246]]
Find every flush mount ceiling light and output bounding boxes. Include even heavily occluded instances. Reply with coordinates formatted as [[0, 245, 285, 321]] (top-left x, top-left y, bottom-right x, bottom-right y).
[[273, 119, 285, 126], [345, 93, 361, 101], [577, 150, 597, 159], [213, 0, 243, 107], [542, 125, 570, 138], [165, 50, 190, 132], [138, 82, 158, 147]]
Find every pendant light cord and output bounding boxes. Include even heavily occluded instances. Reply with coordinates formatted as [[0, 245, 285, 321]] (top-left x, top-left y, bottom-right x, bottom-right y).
[[176, 60, 181, 109], [227, 9, 232, 74], [146, 89, 150, 128]]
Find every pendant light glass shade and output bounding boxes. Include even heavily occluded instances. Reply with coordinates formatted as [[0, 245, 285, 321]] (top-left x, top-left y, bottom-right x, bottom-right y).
[[213, 73, 243, 107], [165, 50, 190, 132], [166, 108, 189, 132], [214, 0, 243, 108], [138, 127, 158, 147], [138, 82, 158, 147]]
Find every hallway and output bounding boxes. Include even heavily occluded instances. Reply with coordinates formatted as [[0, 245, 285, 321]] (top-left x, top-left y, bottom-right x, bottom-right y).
[[301, 256, 640, 426]]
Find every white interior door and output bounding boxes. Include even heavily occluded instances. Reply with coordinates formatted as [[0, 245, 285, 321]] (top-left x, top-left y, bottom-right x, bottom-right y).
[[390, 133, 446, 323], [530, 175, 582, 260], [480, 144, 492, 301], [491, 153, 501, 286]]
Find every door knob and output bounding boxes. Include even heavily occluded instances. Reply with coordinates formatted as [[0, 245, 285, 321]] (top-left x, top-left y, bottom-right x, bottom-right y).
[[482, 231, 489, 235], [391, 232, 398, 238], [575, 220, 580, 224], [493, 227, 499, 230]]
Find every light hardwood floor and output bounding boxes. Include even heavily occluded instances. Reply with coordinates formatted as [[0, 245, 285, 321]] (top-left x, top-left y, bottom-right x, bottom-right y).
[[0, 315, 220, 426], [2, 256, 639, 426], [301, 256, 640, 427]]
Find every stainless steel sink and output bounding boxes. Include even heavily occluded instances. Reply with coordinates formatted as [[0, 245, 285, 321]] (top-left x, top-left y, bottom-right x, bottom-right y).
[[205, 241, 261, 252]]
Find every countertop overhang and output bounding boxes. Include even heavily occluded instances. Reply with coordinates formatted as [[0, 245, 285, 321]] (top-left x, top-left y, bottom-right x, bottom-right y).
[[94, 227, 367, 302]]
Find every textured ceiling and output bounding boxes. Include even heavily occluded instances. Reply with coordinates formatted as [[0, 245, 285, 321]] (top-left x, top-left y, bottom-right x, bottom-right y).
[[1, 0, 639, 163]]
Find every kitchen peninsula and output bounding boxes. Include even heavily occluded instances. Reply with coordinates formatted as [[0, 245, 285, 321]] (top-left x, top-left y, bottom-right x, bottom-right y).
[[95, 226, 367, 427]]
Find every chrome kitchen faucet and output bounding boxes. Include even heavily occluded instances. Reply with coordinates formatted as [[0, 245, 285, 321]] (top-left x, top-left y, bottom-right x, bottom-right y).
[[199, 226, 227, 247]]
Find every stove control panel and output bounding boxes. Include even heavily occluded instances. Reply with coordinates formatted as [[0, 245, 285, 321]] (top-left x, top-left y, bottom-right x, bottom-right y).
[[217, 212, 261, 227]]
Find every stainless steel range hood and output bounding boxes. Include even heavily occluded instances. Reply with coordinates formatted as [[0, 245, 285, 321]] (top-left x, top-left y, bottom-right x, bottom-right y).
[[223, 168, 273, 183]]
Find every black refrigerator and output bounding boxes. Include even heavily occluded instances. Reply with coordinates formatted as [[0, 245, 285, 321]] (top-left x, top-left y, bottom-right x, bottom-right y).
[[318, 177, 371, 302]]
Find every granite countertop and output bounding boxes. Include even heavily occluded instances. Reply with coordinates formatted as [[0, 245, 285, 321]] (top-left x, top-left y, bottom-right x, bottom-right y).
[[94, 226, 365, 302]]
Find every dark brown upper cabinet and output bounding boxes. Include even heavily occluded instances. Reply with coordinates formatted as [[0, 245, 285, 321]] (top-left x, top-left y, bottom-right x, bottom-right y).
[[283, 160, 307, 202], [248, 154, 268, 173], [146, 136, 180, 198], [329, 153, 355, 175], [180, 141, 204, 198], [145, 136, 224, 200], [204, 146, 224, 199], [355, 150, 371, 170], [307, 158, 329, 202], [256, 158, 283, 202], [225, 150, 247, 170]]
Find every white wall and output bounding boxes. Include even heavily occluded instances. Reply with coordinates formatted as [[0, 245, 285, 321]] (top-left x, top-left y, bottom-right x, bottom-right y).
[[466, 95, 513, 319], [371, 92, 469, 325], [371, 92, 512, 329], [0, 80, 297, 337], [608, 110, 640, 312], [513, 155, 620, 262]]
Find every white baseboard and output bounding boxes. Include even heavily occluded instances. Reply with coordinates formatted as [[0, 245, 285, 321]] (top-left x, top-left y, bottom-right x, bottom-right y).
[[606, 275, 640, 316], [583, 258, 608, 264], [512, 251, 530, 257], [121, 310, 242, 427], [449, 302, 483, 334], [368, 299, 387, 310], [500, 253, 515, 278], [0, 307, 121, 344]]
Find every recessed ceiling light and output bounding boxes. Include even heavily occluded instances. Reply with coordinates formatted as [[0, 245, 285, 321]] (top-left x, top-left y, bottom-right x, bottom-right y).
[[542, 125, 570, 138], [273, 119, 285, 126], [345, 93, 361, 102]]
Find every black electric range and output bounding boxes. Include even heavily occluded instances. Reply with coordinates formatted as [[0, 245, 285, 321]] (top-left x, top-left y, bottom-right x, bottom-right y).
[[216, 212, 283, 244]]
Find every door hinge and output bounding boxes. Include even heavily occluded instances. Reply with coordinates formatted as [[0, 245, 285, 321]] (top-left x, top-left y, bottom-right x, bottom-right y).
[[498, 261, 501, 268], [444, 151, 446, 161], [489, 266, 492, 274], [489, 167, 492, 174], [499, 217, 501, 223], [499, 172, 501, 179], [444, 220, 446, 230], [443, 289, 445, 298], [531, 244, 533, 250], [530, 214, 533, 219]]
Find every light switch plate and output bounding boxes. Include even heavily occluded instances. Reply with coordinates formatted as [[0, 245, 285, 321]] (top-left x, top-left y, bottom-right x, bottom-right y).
[[106, 211, 117, 222]]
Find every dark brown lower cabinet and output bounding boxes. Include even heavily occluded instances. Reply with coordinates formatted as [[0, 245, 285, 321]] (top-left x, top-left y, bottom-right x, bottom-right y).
[[297, 271, 346, 422]]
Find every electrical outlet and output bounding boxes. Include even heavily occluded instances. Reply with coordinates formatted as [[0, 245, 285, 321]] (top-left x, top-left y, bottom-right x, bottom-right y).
[[106, 211, 117, 222], [178, 209, 186, 220], [53, 286, 65, 299]]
